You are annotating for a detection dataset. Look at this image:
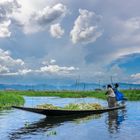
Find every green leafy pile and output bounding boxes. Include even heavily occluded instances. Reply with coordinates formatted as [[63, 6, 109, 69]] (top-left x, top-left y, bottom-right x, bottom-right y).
[[36, 104, 61, 110], [63, 103, 103, 110], [36, 103, 103, 110]]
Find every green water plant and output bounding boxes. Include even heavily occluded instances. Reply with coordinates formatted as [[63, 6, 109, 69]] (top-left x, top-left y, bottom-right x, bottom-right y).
[[47, 130, 57, 136], [0, 89, 140, 101], [0, 92, 25, 110]]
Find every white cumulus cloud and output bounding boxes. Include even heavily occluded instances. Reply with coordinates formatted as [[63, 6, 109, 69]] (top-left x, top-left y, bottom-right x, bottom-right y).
[[0, 20, 11, 37], [50, 23, 64, 38], [131, 73, 140, 79], [0, 65, 9, 73], [33, 3, 67, 25], [0, 0, 21, 37], [0, 48, 25, 75], [40, 59, 79, 74], [40, 65, 78, 74], [50, 59, 56, 64], [17, 69, 32, 75], [19, 3, 67, 34], [70, 9, 103, 44]]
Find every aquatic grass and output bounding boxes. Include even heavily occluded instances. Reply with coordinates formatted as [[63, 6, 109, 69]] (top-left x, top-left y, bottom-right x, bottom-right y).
[[1, 90, 106, 99], [122, 90, 140, 101], [0, 92, 25, 109], [0, 90, 140, 101]]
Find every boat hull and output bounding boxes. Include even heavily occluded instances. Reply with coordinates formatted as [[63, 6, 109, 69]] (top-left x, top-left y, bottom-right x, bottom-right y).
[[12, 105, 125, 117]]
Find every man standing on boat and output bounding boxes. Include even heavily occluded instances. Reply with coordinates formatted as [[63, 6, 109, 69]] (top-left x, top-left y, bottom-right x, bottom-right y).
[[105, 85, 116, 108]]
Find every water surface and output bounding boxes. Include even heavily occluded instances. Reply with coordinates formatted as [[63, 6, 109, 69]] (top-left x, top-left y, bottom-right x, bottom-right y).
[[0, 97, 140, 140]]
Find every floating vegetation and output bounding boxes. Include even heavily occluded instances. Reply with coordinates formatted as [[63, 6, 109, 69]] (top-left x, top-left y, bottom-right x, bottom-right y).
[[24, 121, 30, 128], [47, 130, 57, 136], [36, 103, 103, 110]]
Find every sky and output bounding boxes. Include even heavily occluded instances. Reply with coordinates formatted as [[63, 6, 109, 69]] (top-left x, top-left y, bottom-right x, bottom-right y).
[[0, 0, 140, 85]]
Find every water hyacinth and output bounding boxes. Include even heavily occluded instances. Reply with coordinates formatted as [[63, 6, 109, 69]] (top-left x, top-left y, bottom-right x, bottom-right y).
[[36, 103, 103, 110]]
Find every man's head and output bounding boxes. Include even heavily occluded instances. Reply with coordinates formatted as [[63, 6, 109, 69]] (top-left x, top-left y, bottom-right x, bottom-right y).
[[107, 84, 112, 88], [115, 83, 119, 88]]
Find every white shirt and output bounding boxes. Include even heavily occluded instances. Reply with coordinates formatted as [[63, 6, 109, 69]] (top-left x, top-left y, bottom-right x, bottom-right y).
[[107, 87, 116, 97]]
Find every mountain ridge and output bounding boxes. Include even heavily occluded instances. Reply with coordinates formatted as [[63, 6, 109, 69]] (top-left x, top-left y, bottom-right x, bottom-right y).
[[0, 82, 140, 91]]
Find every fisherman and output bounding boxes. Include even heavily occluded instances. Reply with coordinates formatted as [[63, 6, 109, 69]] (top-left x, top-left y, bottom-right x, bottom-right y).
[[105, 84, 116, 108]]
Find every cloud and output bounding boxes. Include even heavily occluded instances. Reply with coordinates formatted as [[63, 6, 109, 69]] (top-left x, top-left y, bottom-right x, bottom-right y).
[[0, 48, 25, 75], [17, 69, 32, 75], [33, 3, 67, 26], [130, 73, 140, 84], [131, 73, 140, 79], [0, 65, 9, 73], [0, 0, 21, 18], [42, 59, 56, 65], [50, 23, 64, 38], [50, 59, 56, 64], [39, 65, 78, 74], [1, 68, 32, 76], [0, 0, 21, 37], [39, 59, 79, 74], [19, 3, 67, 34], [111, 53, 140, 67], [112, 17, 140, 45], [0, 54, 78, 76], [70, 9, 103, 44], [0, 49, 24, 66], [0, 20, 11, 37]]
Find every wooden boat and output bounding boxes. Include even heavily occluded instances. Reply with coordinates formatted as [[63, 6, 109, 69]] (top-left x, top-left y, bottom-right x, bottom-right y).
[[12, 105, 125, 117]]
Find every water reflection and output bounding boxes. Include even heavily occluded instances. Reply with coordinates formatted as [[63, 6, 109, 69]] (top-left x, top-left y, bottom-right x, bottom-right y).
[[9, 108, 127, 140], [0, 109, 13, 116], [106, 109, 126, 134], [9, 114, 101, 140]]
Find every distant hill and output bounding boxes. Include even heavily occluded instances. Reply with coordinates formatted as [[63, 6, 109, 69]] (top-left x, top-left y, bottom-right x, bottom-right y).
[[0, 82, 140, 91], [118, 83, 140, 90]]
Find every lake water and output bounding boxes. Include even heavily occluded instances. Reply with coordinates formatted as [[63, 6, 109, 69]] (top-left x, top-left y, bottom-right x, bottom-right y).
[[0, 97, 140, 140]]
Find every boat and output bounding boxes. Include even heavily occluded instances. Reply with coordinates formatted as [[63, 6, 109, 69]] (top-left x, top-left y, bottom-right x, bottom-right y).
[[12, 105, 125, 117]]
